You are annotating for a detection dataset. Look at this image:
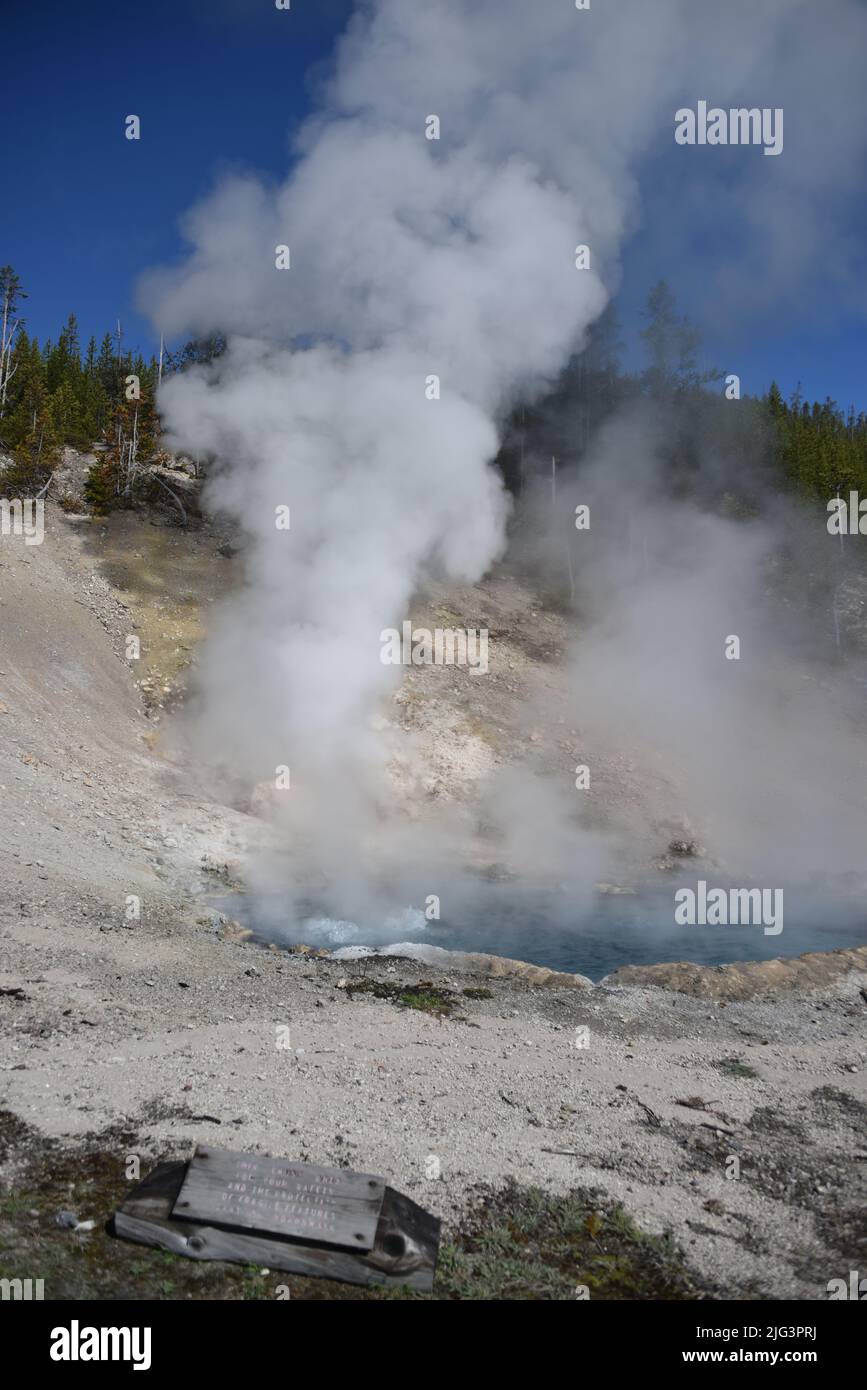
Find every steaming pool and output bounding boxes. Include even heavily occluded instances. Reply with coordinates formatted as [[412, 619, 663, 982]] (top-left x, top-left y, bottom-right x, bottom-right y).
[[217, 885, 867, 981]]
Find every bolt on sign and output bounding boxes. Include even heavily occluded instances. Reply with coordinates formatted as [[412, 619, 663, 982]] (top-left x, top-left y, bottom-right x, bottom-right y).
[[114, 1145, 440, 1292]]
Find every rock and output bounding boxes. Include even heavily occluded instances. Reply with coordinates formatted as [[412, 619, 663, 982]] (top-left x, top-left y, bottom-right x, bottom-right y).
[[220, 920, 253, 942], [668, 838, 706, 858], [602, 945, 867, 1000]]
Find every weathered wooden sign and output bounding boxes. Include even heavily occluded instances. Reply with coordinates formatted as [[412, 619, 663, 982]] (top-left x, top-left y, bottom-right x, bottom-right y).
[[173, 1147, 385, 1250], [114, 1145, 439, 1292]]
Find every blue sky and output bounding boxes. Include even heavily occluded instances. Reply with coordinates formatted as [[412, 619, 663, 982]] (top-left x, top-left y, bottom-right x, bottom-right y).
[[3, 0, 352, 355], [4, 0, 865, 410]]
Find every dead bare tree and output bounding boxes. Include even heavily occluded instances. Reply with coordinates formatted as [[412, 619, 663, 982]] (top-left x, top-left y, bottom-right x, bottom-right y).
[[153, 473, 188, 527], [0, 267, 26, 419]]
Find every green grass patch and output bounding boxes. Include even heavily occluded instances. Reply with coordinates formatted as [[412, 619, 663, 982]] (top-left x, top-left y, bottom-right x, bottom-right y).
[[342, 978, 457, 1018], [434, 1183, 701, 1300], [713, 1057, 759, 1080]]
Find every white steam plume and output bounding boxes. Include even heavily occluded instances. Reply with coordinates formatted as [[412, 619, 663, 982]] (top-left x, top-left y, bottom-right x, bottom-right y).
[[140, 0, 867, 927]]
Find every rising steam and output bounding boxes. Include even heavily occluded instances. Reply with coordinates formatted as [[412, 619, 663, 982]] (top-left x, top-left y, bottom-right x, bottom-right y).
[[141, 0, 867, 941]]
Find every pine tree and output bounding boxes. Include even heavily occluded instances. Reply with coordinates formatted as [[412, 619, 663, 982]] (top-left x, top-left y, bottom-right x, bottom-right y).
[[3, 402, 59, 496], [96, 331, 118, 397], [767, 381, 785, 419], [3, 334, 46, 447], [640, 280, 679, 395], [86, 385, 161, 512], [79, 368, 109, 441], [48, 379, 83, 443]]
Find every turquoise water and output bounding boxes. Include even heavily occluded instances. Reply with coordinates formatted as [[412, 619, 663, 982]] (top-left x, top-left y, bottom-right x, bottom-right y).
[[428, 890, 867, 979], [227, 883, 867, 981]]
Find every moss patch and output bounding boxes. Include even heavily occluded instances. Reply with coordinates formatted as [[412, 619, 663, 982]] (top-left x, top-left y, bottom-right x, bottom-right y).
[[342, 978, 458, 1018], [712, 1057, 759, 1080], [435, 1183, 702, 1300]]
